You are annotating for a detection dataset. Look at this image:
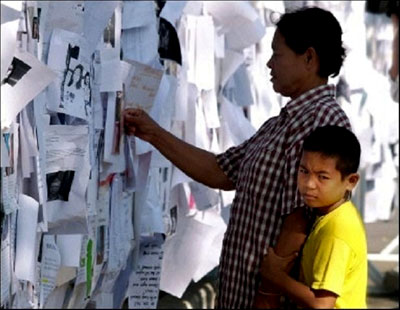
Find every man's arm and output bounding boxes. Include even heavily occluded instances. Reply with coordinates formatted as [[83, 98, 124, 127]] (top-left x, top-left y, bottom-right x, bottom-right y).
[[124, 108, 235, 190], [263, 247, 337, 309], [253, 208, 309, 308]]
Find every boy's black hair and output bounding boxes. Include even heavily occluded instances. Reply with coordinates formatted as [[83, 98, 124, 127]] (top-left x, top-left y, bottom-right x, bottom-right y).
[[276, 7, 346, 78], [303, 126, 361, 178]]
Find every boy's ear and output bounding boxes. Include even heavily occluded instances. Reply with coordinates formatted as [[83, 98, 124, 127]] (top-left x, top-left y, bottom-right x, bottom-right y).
[[346, 173, 360, 190]]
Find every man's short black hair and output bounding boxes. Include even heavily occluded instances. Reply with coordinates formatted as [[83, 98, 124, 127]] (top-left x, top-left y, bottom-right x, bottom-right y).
[[303, 126, 361, 178], [276, 7, 346, 78]]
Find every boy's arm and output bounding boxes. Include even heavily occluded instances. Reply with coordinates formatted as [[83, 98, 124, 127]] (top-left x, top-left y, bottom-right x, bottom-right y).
[[264, 248, 337, 309], [253, 208, 309, 308]]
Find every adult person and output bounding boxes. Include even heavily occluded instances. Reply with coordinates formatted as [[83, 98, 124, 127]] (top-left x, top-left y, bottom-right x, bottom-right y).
[[124, 7, 351, 309]]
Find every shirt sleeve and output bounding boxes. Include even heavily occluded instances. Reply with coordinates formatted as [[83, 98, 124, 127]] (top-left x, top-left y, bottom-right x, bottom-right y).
[[216, 140, 249, 186], [280, 141, 306, 216], [309, 236, 352, 296]]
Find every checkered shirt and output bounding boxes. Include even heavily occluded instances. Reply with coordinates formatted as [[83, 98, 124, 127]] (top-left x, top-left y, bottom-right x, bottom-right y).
[[216, 84, 351, 308]]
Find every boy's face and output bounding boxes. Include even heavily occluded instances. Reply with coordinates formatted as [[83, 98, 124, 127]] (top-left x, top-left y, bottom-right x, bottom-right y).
[[297, 151, 359, 214]]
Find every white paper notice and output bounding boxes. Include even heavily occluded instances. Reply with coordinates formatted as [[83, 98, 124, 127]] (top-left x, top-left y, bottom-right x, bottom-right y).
[[56, 234, 82, 267], [128, 242, 163, 309], [40, 235, 61, 308], [14, 194, 39, 284], [122, 1, 156, 29], [124, 60, 164, 113], [1, 50, 57, 129], [47, 28, 91, 120], [43, 125, 90, 234]]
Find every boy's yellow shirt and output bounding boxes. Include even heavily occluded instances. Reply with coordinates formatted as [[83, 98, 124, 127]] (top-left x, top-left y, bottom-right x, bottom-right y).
[[300, 201, 367, 309]]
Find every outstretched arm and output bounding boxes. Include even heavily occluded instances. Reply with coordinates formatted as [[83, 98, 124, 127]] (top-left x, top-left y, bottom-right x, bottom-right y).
[[124, 108, 235, 190]]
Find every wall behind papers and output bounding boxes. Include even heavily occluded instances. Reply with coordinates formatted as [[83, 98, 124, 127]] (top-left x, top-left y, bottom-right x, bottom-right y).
[[1, 1, 398, 309]]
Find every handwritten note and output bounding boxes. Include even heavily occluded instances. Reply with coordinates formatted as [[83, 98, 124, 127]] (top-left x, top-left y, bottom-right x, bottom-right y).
[[128, 242, 163, 309], [123, 60, 163, 113]]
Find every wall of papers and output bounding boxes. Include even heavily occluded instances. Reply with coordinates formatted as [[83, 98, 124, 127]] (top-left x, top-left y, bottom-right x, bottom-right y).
[[1, 1, 398, 309]]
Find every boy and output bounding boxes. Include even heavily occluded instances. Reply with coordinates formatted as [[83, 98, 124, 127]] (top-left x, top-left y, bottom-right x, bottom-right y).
[[260, 126, 367, 309]]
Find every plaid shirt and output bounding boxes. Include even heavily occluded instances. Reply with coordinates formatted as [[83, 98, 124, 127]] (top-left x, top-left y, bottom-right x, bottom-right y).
[[216, 84, 351, 308]]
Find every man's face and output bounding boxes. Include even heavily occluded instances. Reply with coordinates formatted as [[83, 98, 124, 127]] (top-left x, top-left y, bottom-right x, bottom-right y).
[[266, 30, 308, 99], [297, 151, 357, 214]]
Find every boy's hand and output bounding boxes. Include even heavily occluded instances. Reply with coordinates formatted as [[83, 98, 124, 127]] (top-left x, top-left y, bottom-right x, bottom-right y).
[[261, 247, 298, 281]]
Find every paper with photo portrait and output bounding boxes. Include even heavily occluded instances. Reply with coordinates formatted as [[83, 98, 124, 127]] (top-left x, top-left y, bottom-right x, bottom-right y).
[[47, 28, 91, 120], [42, 125, 90, 234], [1, 50, 57, 129]]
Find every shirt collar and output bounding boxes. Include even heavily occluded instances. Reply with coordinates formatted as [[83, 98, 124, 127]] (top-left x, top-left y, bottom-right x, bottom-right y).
[[283, 84, 336, 117]]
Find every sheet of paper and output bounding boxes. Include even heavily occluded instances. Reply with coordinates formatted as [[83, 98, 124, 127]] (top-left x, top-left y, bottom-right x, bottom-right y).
[[14, 194, 39, 283], [1, 19, 19, 82], [102, 92, 126, 172], [140, 168, 166, 236], [220, 49, 245, 89], [1, 123, 19, 215], [1, 2, 22, 24], [39, 235, 61, 307], [19, 108, 38, 178], [39, 1, 84, 54], [205, 1, 265, 51], [189, 182, 220, 211], [160, 1, 187, 26], [42, 125, 90, 234], [231, 63, 254, 107], [46, 28, 91, 120], [185, 15, 215, 90], [128, 241, 163, 309], [1, 216, 12, 307], [56, 235, 82, 267], [100, 48, 122, 92], [201, 89, 220, 129], [121, 1, 156, 29], [83, 1, 119, 56], [219, 95, 256, 150], [42, 282, 69, 309], [159, 208, 221, 298], [1, 50, 57, 129], [107, 175, 133, 273], [123, 59, 164, 113], [121, 24, 159, 65]]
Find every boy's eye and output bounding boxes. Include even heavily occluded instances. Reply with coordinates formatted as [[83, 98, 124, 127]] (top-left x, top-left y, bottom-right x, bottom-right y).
[[299, 168, 308, 174], [319, 175, 329, 180]]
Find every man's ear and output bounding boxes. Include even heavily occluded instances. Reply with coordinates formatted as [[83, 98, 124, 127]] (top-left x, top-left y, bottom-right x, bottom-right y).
[[346, 173, 360, 190], [304, 47, 318, 71]]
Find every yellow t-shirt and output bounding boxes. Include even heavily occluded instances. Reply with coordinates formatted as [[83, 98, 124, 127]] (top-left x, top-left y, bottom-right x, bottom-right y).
[[300, 201, 367, 309]]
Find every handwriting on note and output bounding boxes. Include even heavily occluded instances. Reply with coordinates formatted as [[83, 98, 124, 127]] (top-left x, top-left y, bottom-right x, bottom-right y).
[[124, 60, 163, 113], [128, 243, 163, 309]]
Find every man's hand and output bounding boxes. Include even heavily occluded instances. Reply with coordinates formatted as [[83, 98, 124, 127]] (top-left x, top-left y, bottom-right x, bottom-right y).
[[261, 247, 298, 282], [123, 108, 161, 143]]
